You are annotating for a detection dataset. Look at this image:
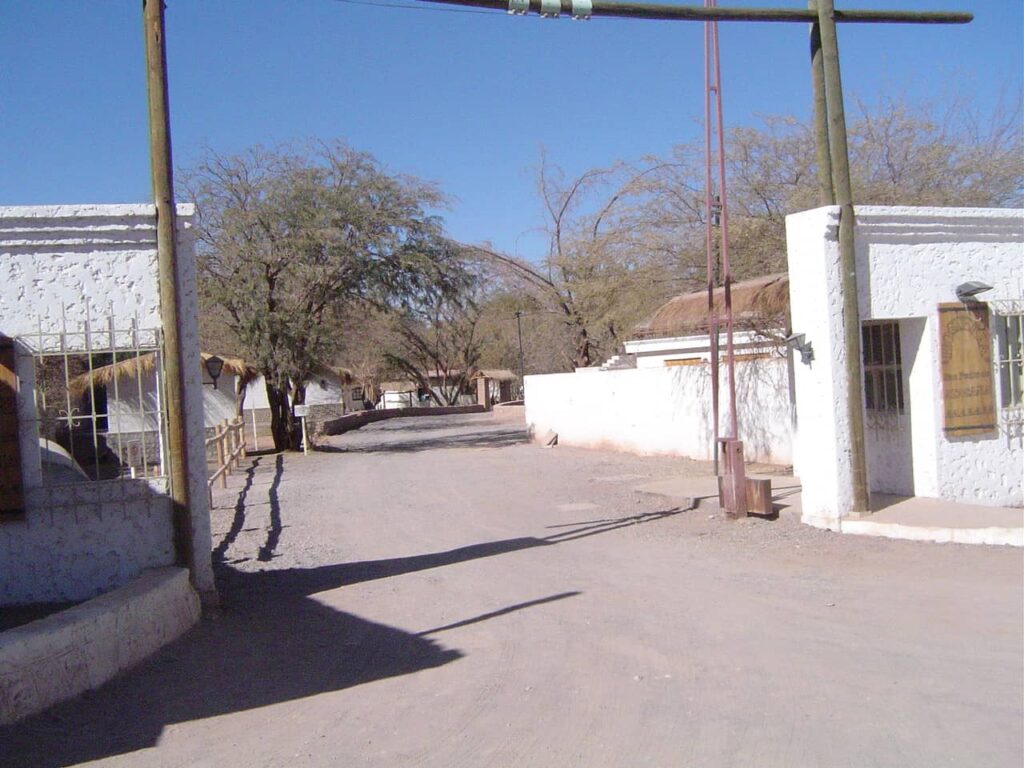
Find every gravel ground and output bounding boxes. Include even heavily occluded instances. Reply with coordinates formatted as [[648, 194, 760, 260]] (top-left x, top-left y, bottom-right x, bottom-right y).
[[2, 412, 1021, 767]]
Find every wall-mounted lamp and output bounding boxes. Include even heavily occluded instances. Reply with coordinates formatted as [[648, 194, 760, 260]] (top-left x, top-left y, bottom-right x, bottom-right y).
[[784, 333, 814, 365], [954, 281, 993, 303], [204, 355, 225, 389]]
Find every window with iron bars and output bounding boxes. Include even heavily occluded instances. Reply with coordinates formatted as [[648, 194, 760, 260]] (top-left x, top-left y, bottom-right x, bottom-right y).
[[862, 321, 905, 417], [994, 310, 1023, 415], [24, 312, 167, 485]]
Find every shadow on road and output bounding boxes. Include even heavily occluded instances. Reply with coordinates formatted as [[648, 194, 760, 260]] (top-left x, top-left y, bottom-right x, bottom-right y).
[[257, 454, 285, 562], [0, 468, 686, 767], [317, 426, 530, 454], [0, 562, 464, 768]]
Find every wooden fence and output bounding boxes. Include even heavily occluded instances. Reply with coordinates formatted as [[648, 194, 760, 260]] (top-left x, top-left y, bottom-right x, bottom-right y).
[[206, 417, 246, 506]]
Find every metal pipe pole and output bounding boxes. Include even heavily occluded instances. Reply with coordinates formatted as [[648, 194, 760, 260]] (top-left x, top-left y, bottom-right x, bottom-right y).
[[711, 14, 738, 442], [143, 0, 195, 574], [809, 0, 834, 206], [703, 12, 720, 476], [515, 310, 526, 394], [816, 0, 870, 514]]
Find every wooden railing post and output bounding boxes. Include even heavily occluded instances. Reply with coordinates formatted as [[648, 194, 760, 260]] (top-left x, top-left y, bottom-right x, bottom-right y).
[[217, 420, 228, 489]]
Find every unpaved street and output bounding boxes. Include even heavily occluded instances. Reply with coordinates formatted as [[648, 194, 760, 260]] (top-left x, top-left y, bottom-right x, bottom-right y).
[[2, 412, 1022, 767]]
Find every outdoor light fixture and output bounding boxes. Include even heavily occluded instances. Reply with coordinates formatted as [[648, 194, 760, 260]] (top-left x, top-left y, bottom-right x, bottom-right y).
[[784, 333, 814, 365], [204, 355, 225, 389], [955, 281, 993, 302]]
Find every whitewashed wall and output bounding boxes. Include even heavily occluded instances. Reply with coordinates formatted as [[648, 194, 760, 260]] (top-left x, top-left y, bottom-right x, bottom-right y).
[[0, 204, 214, 604], [625, 331, 778, 368], [244, 372, 347, 409], [525, 358, 793, 465], [787, 206, 1024, 529]]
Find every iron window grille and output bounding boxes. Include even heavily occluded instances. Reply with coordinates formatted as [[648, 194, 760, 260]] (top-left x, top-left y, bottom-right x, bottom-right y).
[[862, 321, 905, 429], [992, 301, 1023, 434], [23, 306, 167, 485]]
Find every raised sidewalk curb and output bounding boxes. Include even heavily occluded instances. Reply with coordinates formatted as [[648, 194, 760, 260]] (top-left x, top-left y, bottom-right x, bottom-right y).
[[634, 474, 1024, 547], [838, 519, 1024, 546], [0, 566, 200, 725]]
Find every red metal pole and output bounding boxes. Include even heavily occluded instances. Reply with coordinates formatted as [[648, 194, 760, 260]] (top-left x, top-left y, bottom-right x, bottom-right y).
[[710, 2, 739, 441], [704, 4, 720, 475]]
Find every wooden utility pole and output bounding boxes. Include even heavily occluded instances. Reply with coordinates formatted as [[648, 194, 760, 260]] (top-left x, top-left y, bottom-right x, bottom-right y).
[[143, 0, 195, 576], [420, 0, 971, 25], [815, 0, 870, 513], [809, 0, 834, 206]]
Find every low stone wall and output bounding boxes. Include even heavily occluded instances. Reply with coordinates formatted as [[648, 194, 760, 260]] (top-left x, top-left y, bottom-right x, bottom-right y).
[[321, 404, 487, 436], [2, 480, 175, 605], [0, 566, 200, 725]]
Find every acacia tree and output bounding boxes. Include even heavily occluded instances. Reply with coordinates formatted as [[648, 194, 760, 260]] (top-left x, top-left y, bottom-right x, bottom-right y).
[[185, 141, 448, 450], [383, 240, 484, 406]]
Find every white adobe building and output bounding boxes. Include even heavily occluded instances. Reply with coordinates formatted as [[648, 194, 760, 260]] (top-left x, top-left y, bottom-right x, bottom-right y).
[[0, 204, 215, 605], [525, 275, 795, 465], [787, 206, 1023, 529], [526, 205, 1023, 528]]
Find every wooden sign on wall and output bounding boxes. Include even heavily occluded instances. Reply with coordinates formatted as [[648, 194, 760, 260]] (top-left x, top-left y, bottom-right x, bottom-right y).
[[938, 303, 996, 436], [0, 334, 24, 519]]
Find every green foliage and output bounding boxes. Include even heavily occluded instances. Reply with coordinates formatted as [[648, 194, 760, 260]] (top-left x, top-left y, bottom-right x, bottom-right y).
[[185, 141, 448, 448]]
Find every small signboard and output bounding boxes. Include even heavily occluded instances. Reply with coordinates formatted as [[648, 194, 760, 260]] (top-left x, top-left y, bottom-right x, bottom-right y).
[[0, 335, 24, 520], [938, 303, 996, 436], [293, 404, 310, 418]]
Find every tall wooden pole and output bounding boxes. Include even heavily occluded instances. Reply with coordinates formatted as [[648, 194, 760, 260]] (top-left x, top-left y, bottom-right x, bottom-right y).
[[816, 0, 870, 514], [809, 0, 834, 206], [418, 0, 971, 24], [143, 0, 195, 575]]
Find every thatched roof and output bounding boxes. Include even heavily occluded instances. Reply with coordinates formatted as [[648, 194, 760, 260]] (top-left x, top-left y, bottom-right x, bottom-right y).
[[69, 352, 256, 397], [634, 273, 790, 339]]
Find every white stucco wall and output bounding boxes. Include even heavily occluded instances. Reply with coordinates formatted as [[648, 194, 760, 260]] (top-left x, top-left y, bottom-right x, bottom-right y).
[[625, 331, 779, 369], [786, 206, 1024, 528], [0, 204, 214, 604], [525, 359, 793, 465]]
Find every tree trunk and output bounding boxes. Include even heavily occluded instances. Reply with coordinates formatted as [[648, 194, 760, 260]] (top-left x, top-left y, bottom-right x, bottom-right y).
[[265, 375, 296, 452], [291, 383, 307, 451], [235, 377, 247, 418]]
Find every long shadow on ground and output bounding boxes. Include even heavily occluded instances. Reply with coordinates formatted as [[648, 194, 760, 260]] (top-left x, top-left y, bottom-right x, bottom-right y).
[[319, 426, 530, 454], [0, 466, 685, 767]]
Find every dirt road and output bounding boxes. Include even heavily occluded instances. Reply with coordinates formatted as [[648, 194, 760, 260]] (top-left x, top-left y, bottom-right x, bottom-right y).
[[2, 412, 1021, 767]]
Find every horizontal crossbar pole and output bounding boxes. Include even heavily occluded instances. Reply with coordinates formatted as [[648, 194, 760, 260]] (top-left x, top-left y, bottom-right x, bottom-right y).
[[418, 0, 972, 24]]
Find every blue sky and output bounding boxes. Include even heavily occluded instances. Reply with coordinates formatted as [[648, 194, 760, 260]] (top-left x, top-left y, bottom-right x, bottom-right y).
[[1, 1, 1021, 259]]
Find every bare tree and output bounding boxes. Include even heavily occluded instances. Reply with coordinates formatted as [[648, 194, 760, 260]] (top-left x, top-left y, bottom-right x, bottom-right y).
[[474, 155, 678, 370]]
